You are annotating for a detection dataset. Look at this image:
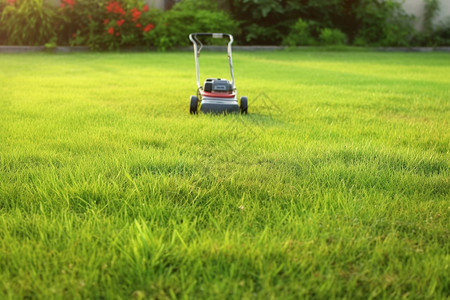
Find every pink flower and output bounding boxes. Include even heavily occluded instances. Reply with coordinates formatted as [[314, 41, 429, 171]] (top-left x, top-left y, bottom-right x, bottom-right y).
[[61, 0, 75, 8], [116, 19, 125, 26], [107, 27, 114, 35], [106, 1, 125, 15], [63, 0, 75, 6], [106, 1, 117, 13], [142, 4, 149, 12], [143, 24, 154, 33], [130, 8, 141, 22]]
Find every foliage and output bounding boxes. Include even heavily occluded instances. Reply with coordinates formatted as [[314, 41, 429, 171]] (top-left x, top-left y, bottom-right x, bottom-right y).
[[286, 18, 315, 46], [0, 0, 235, 50], [55, 0, 103, 47], [432, 21, 450, 46], [150, 1, 237, 51], [411, 0, 450, 47], [423, 0, 440, 33], [99, 1, 158, 50], [0, 0, 448, 48], [354, 0, 415, 46], [232, 0, 417, 46], [0, 0, 56, 45], [55, 0, 160, 50], [0, 0, 159, 49], [319, 28, 347, 45], [230, 0, 294, 44], [0, 1, 6, 43], [170, 0, 219, 11], [283, 18, 349, 47]]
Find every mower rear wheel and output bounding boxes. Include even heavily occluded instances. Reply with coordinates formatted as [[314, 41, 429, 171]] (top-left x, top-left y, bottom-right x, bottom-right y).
[[190, 96, 198, 114], [240, 96, 248, 114]]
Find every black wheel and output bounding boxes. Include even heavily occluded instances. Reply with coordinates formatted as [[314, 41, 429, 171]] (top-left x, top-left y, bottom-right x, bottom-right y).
[[190, 95, 198, 114], [240, 96, 248, 114]]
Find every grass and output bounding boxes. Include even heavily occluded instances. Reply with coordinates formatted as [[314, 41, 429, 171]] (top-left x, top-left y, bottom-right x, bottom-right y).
[[0, 50, 449, 299]]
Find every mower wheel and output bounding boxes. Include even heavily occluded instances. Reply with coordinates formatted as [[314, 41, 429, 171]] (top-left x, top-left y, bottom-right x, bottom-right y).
[[240, 96, 248, 114], [190, 96, 198, 114]]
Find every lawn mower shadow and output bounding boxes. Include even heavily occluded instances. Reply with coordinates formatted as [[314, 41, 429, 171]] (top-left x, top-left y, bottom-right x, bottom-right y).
[[239, 112, 285, 126]]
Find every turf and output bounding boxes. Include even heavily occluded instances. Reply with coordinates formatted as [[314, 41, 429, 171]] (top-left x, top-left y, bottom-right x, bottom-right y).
[[0, 50, 449, 299]]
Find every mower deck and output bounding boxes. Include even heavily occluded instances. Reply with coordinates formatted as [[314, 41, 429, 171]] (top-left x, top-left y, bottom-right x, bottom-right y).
[[200, 91, 240, 114]]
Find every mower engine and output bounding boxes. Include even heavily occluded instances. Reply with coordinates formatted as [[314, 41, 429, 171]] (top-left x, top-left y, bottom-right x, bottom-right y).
[[204, 78, 233, 93]]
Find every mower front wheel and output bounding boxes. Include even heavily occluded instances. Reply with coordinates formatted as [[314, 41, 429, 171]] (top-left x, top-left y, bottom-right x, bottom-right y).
[[190, 96, 198, 114], [240, 96, 248, 114]]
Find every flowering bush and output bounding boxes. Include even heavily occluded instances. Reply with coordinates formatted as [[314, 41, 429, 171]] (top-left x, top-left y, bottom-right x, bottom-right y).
[[0, 0, 236, 50], [0, 0, 159, 49], [1, 0, 449, 48], [56, 0, 98, 46], [101, 1, 157, 50], [55, 0, 159, 50]]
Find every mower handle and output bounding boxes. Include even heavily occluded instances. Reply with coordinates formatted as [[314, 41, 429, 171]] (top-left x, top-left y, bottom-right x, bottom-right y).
[[190, 32, 233, 39], [189, 33, 235, 90]]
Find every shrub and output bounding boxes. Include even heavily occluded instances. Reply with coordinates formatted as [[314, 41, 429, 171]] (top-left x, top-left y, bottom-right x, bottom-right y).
[[416, 20, 450, 46], [55, 0, 160, 50], [150, 0, 237, 51], [319, 28, 347, 45], [423, 0, 440, 34], [169, 0, 219, 11], [1, 0, 56, 45], [55, 0, 103, 47], [434, 21, 450, 46], [243, 23, 284, 45], [0, 0, 236, 50], [0, 0, 429, 48], [353, 0, 414, 46], [411, 0, 450, 47], [0, 1, 6, 44], [98, 1, 159, 50], [230, 0, 294, 45], [231, 0, 415, 47], [282, 18, 315, 46], [283, 19, 347, 47]]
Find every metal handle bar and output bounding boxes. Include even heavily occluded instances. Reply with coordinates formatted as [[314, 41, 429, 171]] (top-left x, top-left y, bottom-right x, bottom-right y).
[[189, 33, 235, 90], [189, 32, 233, 39]]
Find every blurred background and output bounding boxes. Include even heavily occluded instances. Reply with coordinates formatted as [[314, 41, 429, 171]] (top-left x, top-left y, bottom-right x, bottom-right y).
[[0, 0, 449, 49]]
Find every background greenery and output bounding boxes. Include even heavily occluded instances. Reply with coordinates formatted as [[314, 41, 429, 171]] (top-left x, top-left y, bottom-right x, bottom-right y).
[[0, 0, 449, 49], [0, 50, 449, 298]]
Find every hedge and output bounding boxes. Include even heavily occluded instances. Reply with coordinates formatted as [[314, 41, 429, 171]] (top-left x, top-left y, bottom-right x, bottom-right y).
[[0, 0, 449, 49]]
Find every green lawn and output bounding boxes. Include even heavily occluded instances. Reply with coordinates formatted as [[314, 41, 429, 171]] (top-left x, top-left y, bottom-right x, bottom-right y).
[[0, 50, 449, 299]]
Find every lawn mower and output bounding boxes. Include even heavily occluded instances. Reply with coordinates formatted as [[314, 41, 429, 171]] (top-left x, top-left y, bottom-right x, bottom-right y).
[[189, 33, 248, 114]]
